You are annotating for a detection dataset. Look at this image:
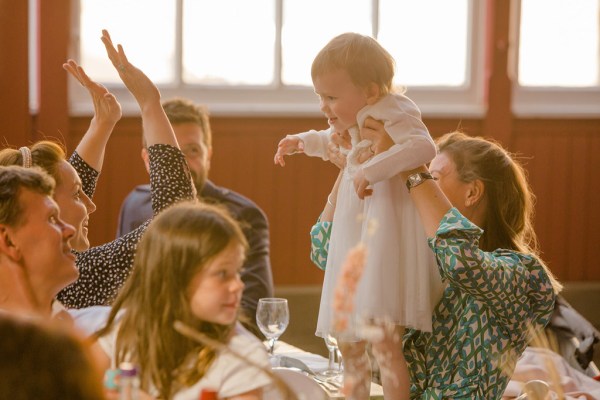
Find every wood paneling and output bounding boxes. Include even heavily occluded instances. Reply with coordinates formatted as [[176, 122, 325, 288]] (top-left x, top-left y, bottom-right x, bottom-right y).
[[483, 0, 513, 146], [73, 115, 600, 286], [514, 119, 600, 281], [0, 0, 30, 145], [35, 0, 70, 141]]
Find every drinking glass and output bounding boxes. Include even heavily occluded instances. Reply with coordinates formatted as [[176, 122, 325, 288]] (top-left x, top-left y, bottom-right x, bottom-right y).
[[256, 298, 289, 360], [320, 334, 342, 378]]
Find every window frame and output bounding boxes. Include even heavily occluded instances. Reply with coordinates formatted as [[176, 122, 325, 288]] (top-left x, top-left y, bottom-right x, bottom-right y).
[[68, 0, 487, 117]]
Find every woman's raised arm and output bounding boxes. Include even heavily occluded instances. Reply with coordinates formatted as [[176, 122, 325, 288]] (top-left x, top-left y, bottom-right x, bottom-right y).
[[63, 59, 121, 172], [100, 29, 178, 149]]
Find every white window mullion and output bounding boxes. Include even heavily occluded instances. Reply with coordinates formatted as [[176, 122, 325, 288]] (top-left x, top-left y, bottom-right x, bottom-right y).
[[372, 0, 379, 38], [175, 0, 183, 88], [274, 0, 283, 88]]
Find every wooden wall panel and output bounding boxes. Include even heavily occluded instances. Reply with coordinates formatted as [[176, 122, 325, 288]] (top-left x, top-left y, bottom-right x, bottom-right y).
[[513, 119, 600, 281], [0, 0, 30, 145], [74, 116, 485, 286], [35, 0, 70, 141]]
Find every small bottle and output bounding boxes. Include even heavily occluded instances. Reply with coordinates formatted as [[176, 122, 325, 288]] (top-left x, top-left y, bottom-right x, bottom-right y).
[[103, 368, 120, 397], [198, 388, 218, 400], [118, 362, 140, 400]]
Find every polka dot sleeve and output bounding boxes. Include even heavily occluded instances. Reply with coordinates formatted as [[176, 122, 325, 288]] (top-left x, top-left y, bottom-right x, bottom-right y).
[[68, 151, 99, 199], [57, 144, 195, 308]]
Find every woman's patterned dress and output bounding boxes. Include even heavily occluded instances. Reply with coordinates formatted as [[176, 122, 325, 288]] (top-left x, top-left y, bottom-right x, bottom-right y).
[[310, 208, 556, 399]]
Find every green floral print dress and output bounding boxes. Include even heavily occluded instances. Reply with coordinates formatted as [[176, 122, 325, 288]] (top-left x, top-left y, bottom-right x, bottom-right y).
[[309, 208, 556, 399]]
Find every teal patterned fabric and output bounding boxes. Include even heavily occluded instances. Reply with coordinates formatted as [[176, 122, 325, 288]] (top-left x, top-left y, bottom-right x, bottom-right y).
[[309, 218, 331, 271], [309, 208, 556, 399]]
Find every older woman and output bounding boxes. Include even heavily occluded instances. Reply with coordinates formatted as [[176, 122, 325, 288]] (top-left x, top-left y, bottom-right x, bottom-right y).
[[0, 166, 76, 316], [311, 121, 560, 399]]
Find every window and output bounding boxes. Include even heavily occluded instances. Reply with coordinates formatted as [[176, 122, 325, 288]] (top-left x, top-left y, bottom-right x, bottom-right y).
[[512, 0, 600, 116], [71, 0, 484, 116]]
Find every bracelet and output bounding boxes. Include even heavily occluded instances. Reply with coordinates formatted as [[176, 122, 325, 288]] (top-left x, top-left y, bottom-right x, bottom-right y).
[[327, 194, 335, 207]]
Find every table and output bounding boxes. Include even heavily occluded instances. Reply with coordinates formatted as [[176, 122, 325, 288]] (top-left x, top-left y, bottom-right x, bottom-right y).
[[274, 341, 384, 399]]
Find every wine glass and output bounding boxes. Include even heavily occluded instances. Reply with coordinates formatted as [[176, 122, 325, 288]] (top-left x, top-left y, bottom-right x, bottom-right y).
[[256, 298, 289, 361], [319, 334, 342, 378]]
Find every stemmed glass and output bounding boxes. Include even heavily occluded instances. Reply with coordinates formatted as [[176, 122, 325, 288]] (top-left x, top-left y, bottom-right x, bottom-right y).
[[320, 334, 342, 378], [256, 298, 289, 362]]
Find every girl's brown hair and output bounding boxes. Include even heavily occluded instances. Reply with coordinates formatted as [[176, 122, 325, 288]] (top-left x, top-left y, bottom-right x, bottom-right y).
[[96, 201, 248, 399], [437, 131, 562, 293], [0, 141, 66, 185], [0, 314, 106, 400]]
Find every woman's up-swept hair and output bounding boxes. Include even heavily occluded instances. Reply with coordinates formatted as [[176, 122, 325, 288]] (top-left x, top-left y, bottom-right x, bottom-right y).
[[0, 141, 67, 186], [96, 201, 248, 399], [311, 32, 396, 96], [436, 131, 562, 293]]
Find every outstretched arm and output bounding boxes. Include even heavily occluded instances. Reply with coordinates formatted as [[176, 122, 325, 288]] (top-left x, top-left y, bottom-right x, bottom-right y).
[[100, 30, 178, 149], [63, 59, 122, 172]]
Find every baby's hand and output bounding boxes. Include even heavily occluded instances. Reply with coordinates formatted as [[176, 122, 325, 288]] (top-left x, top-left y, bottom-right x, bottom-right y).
[[274, 135, 304, 166], [353, 169, 372, 199]]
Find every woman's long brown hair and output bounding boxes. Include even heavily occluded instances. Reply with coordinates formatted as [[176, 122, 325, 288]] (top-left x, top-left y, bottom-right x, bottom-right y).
[[437, 131, 562, 293]]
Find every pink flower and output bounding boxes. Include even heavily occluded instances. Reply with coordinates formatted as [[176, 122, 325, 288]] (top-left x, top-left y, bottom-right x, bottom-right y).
[[332, 243, 367, 336]]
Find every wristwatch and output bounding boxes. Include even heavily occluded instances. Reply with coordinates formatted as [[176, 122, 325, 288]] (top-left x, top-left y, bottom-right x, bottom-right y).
[[406, 172, 435, 192]]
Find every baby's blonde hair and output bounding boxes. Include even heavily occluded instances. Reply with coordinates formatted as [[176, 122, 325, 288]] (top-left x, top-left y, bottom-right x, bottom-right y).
[[311, 32, 396, 95]]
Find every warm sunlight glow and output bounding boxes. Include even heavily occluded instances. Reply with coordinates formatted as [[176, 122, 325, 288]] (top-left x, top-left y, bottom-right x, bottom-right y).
[[519, 0, 599, 87], [79, 0, 470, 88], [182, 0, 275, 85], [379, 0, 469, 87], [281, 0, 371, 86], [79, 0, 175, 84]]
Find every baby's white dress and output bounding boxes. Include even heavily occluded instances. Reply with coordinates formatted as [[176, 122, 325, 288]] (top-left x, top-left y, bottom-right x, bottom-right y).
[[295, 93, 445, 338]]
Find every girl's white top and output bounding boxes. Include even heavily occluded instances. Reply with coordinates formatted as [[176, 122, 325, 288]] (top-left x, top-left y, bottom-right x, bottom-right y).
[[98, 321, 272, 399]]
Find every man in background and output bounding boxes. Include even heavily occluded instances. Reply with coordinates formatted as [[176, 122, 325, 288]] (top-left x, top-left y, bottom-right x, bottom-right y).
[[117, 98, 273, 336]]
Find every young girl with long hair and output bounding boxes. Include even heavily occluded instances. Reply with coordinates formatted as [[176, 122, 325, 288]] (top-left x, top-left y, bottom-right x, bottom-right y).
[[95, 202, 271, 400]]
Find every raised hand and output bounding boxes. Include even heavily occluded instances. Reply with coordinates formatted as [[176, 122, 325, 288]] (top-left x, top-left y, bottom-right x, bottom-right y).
[[273, 135, 304, 166], [63, 58, 122, 170], [63, 59, 122, 126], [99, 29, 177, 149], [100, 29, 160, 109]]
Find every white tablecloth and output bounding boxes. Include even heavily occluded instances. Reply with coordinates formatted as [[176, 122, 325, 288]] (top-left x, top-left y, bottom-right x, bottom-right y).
[[273, 341, 384, 399]]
